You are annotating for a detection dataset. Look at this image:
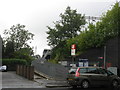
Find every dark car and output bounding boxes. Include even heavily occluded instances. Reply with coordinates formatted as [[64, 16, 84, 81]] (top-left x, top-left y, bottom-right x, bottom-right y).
[[67, 67, 120, 88]]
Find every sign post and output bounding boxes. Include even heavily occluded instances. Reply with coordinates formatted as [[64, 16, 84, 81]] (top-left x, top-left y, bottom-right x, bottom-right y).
[[71, 44, 76, 66], [71, 44, 76, 56]]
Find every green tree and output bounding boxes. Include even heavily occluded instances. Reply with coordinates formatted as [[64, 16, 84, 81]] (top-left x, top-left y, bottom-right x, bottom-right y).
[[47, 6, 86, 60], [47, 6, 86, 47], [67, 2, 120, 55], [4, 41, 14, 58], [4, 24, 34, 51], [3, 24, 35, 64], [99, 2, 120, 39], [13, 47, 34, 65], [1, 37, 5, 58]]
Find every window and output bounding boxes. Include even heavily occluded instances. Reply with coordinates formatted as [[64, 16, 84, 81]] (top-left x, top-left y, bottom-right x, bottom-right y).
[[105, 70, 114, 75], [79, 68, 87, 73], [79, 68, 97, 74], [88, 68, 97, 72], [98, 69, 107, 74]]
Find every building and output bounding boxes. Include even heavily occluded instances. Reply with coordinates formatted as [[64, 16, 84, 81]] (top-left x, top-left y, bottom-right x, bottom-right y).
[[71, 37, 120, 76], [41, 49, 51, 61]]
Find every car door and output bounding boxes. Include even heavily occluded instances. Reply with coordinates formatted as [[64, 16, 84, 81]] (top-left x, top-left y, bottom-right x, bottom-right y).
[[84, 68, 102, 86], [97, 69, 109, 86], [85, 68, 109, 86]]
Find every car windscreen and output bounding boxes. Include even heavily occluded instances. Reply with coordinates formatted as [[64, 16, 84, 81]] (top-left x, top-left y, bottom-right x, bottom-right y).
[[105, 69, 114, 75]]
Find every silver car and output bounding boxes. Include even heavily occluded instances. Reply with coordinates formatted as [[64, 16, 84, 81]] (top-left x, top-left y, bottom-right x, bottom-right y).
[[0, 65, 7, 72]]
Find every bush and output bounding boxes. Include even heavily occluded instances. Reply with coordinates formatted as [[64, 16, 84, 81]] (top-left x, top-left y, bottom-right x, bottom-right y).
[[48, 59, 58, 64], [0, 59, 27, 71]]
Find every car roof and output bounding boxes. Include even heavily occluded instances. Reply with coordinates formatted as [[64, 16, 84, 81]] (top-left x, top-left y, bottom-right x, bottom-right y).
[[77, 67, 101, 69]]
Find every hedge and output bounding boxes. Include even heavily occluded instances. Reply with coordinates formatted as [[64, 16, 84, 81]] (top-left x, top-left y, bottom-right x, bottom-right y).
[[0, 59, 27, 71]]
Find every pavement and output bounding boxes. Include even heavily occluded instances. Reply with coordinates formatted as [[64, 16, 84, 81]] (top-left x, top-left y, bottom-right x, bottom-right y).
[[34, 73, 69, 88], [1, 71, 45, 88], [1, 71, 69, 89]]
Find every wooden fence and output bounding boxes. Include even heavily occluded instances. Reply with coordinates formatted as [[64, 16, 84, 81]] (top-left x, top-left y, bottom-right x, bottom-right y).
[[16, 65, 34, 80]]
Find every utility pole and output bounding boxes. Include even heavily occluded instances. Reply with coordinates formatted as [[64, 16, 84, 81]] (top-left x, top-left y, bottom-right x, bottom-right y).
[[104, 46, 106, 69]]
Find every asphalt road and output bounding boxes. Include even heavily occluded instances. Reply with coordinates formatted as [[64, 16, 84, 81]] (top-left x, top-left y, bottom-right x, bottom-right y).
[[1, 71, 120, 90], [1, 87, 120, 90]]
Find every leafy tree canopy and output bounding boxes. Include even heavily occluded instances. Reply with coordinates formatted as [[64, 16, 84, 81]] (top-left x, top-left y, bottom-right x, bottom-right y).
[[67, 2, 120, 56], [4, 24, 34, 51], [47, 6, 86, 60], [47, 6, 86, 47], [3, 24, 35, 64]]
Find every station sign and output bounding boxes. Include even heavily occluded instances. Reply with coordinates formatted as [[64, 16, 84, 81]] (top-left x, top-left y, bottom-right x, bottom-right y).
[[71, 44, 76, 56]]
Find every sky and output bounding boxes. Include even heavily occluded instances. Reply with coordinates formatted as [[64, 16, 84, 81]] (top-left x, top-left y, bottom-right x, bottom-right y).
[[0, 0, 118, 56]]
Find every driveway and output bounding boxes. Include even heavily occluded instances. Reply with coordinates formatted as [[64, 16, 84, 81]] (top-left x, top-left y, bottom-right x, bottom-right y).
[[1, 71, 45, 88]]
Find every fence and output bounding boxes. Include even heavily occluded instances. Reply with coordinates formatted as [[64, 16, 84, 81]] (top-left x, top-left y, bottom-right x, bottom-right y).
[[31, 60, 68, 80], [16, 65, 34, 80]]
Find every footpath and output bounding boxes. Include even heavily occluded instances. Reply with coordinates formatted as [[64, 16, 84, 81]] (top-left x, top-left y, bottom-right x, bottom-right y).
[[2, 71, 45, 88], [34, 73, 69, 88], [1, 71, 69, 89]]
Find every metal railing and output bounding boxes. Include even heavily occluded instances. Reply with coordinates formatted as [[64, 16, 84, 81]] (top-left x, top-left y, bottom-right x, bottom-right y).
[[32, 60, 68, 80]]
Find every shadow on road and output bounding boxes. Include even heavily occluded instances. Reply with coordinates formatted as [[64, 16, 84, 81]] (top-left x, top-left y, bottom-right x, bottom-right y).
[[2, 87, 120, 90], [69, 87, 119, 90]]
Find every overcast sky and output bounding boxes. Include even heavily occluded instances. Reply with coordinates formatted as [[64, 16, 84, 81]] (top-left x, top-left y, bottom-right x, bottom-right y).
[[0, 0, 117, 56]]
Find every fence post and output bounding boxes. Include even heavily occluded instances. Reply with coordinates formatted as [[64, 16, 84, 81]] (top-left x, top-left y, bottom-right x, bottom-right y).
[[21, 65, 23, 76], [16, 65, 34, 80], [20, 65, 22, 76], [16, 65, 19, 74], [26, 66, 29, 79], [25, 66, 27, 78], [19, 65, 21, 76], [29, 66, 34, 80], [23, 65, 25, 78], [23, 65, 26, 77]]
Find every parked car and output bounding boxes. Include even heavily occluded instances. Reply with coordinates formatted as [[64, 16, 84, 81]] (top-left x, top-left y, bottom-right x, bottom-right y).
[[0, 65, 7, 72], [67, 67, 120, 88]]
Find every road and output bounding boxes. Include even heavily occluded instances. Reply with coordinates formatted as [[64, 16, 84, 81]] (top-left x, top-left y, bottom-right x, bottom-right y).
[[1, 71, 120, 90], [1, 87, 120, 90]]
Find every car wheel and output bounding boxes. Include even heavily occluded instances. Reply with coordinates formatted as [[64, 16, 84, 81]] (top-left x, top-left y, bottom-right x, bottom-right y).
[[111, 80, 119, 88], [81, 80, 89, 89]]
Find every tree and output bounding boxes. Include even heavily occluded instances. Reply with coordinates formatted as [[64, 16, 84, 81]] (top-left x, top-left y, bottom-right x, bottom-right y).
[[99, 2, 120, 39], [66, 2, 120, 56], [0, 35, 2, 59], [4, 24, 34, 51], [3, 24, 35, 64], [13, 47, 34, 65], [47, 6, 86, 60], [4, 41, 14, 58], [47, 6, 86, 47]]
